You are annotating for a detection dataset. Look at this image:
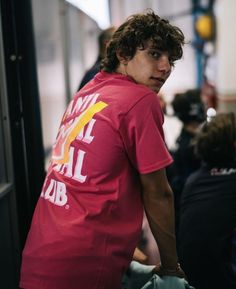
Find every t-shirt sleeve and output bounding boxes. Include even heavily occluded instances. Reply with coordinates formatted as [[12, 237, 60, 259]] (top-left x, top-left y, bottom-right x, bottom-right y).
[[119, 93, 173, 174]]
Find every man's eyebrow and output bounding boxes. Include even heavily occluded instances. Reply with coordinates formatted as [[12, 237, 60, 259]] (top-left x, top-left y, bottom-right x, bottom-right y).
[[146, 45, 164, 50]]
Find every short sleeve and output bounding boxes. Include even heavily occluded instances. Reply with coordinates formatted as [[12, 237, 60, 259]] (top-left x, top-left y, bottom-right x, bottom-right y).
[[119, 93, 173, 174]]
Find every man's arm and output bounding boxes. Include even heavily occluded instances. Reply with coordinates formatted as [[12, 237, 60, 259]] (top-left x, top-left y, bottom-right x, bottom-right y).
[[140, 168, 182, 274], [133, 247, 148, 264]]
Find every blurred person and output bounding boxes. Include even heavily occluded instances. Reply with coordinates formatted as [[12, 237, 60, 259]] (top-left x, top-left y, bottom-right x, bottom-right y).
[[20, 10, 185, 289], [178, 112, 236, 289], [78, 26, 116, 90], [201, 75, 218, 111], [167, 88, 205, 235]]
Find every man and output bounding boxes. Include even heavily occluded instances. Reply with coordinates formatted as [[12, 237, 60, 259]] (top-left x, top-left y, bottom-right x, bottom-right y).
[[78, 26, 116, 90], [20, 11, 185, 289]]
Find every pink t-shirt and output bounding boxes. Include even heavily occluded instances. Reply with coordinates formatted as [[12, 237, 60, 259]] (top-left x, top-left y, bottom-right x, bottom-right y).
[[20, 71, 173, 289]]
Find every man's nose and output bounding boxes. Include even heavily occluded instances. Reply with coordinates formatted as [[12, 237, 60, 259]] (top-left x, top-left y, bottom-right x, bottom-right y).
[[158, 55, 171, 75]]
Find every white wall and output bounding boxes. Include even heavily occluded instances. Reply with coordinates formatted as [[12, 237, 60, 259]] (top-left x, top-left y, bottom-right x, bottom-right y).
[[32, 0, 100, 161], [216, 0, 236, 96]]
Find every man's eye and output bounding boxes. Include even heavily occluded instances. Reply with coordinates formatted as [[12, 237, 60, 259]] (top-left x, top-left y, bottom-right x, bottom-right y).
[[148, 50, 161, 59]]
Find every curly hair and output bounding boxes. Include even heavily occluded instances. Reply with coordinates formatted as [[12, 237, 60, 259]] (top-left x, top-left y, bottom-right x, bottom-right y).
[[172, 89, 205, 123], [194, 113, 236, 166], [101, 10, 185, 72]]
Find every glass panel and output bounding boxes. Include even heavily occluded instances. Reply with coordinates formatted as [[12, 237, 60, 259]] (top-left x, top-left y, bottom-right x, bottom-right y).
[[31, 0, 67, 155], [66, 4, 100, 95]]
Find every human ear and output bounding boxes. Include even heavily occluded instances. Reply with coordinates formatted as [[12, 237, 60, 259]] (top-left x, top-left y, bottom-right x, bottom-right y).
[[116, 50, 129, 65]]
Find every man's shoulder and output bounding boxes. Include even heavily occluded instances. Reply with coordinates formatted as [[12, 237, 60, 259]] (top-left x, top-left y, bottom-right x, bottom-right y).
[[96, 73, 156, 110]]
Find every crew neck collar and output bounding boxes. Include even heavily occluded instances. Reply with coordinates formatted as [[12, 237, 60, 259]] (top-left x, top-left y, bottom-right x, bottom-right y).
[[96, 70, 135, 83]]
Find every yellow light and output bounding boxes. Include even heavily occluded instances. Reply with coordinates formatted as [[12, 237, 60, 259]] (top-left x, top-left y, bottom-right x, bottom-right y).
[[195, 15, 214, 40]]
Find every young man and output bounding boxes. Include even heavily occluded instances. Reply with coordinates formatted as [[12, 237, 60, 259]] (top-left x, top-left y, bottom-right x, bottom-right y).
[[20, 11, 185, 289]]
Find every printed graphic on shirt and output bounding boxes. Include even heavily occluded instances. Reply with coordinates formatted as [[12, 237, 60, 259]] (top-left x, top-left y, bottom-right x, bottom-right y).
[[52, 93, 107, 164], [52, 147, 87, 183], [40, 93, 108, 207], [210, 167, 236, 176], [41, 178, 68, 206]]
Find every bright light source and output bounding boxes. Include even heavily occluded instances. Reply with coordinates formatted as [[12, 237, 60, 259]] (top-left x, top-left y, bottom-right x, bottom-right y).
[[206, 107, 216, 122], [66, 0, 110, 29]]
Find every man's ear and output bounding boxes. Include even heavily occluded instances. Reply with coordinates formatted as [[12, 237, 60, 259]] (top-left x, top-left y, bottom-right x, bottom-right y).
[[116, 50, 129, 65]]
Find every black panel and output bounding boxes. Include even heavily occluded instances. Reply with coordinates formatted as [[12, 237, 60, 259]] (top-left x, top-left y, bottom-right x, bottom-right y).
[[0, 0, 45, 288], [0, 0, 45, 247], [0, 193, 20, 289]]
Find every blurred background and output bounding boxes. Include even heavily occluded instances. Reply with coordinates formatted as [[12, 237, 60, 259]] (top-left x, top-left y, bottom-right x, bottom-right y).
[[0, 0, 236, 288]]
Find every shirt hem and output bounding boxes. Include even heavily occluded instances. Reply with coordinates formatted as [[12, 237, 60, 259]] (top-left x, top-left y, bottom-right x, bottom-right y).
[[139, 158, 173, 174]]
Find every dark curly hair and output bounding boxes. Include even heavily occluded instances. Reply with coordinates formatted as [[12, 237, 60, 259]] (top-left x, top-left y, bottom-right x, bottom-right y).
[[194, 113, 236, 166], [101, 10, 185, 72], [172, 89, 205, 124]]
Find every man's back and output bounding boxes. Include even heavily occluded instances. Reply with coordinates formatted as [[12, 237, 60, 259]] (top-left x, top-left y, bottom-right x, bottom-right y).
[[20, 71, 172, 289]]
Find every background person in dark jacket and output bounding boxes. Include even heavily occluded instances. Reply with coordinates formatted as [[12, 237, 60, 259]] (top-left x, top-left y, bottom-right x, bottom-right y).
[[178, 112, 236, 289], [78, 26, 116, 90], [167, 88, 205, 236]]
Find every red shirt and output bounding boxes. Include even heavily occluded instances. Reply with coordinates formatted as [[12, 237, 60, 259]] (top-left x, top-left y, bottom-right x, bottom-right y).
[[20, 71, 173, 289]]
